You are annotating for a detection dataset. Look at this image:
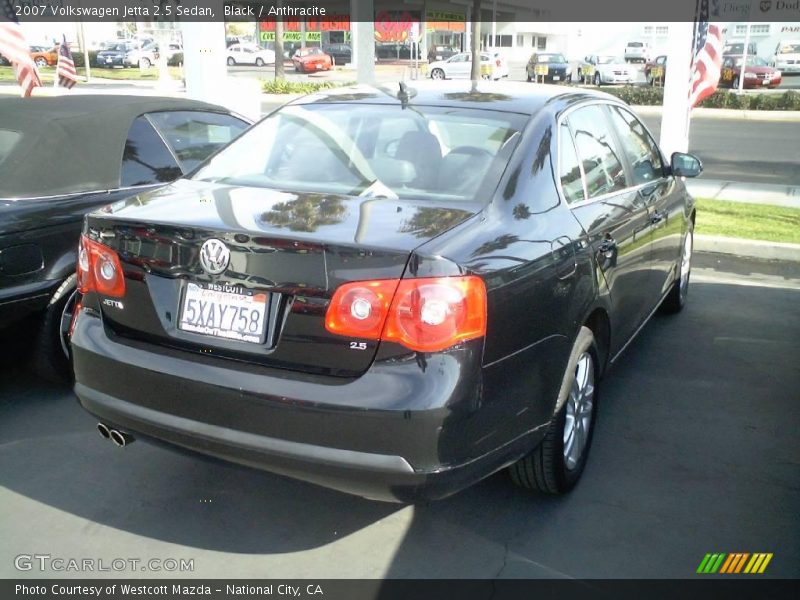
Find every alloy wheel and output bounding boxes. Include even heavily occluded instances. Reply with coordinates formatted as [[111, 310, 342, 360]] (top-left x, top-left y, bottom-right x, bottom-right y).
[[431, 69, 444, 80], [58, 290, 78, 358], [563, 352, 595, 471], [679, 229, 693, 301]]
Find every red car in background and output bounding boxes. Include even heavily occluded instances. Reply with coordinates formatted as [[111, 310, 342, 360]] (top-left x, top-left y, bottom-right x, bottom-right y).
[[720, 55, 782, 89], [292, 47, 333, 73]]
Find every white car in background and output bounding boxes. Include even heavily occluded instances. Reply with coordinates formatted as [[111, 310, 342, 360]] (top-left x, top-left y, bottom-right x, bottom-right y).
[[226, 43, 276, 67], [428, 52, 500, 80], [772, 40, 800, 74], [592, 55, 635, 85]]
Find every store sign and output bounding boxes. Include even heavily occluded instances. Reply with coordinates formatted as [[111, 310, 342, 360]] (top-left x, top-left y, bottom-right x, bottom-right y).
[[258, 15, 350, 32], [425, 10, 465, 22], [374, 10, 419, 43], [260, 31, 323, 42]]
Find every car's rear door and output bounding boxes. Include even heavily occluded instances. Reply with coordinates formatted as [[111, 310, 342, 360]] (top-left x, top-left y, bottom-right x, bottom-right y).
[[560, 103, 655, 354]]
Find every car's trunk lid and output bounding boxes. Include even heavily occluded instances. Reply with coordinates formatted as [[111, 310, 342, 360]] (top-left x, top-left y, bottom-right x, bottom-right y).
[[85, 179, 478, 376]]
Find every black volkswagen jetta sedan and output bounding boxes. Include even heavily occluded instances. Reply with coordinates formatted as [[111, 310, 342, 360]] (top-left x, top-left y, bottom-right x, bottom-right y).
[[72, 82, 701, 502]]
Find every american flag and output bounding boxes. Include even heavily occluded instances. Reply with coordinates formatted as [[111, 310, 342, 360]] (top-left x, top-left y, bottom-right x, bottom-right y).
[[56, 34, 77, 89], [0, 0, 41, 97], [689, 2, 723, 107]]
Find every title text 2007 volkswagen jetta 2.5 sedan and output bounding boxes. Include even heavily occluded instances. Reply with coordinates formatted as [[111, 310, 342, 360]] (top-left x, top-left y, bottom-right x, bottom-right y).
[[72, 82, 702, 502]]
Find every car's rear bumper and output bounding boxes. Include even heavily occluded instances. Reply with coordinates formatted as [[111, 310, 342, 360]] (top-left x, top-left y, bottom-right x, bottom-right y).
[[72, 313, 542, 502]]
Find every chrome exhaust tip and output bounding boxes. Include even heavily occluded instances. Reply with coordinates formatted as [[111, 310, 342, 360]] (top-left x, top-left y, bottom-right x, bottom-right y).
[[97, 423, 111, 440], [109, 429, 134, 448]]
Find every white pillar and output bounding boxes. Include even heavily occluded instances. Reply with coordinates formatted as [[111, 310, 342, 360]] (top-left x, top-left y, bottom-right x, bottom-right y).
[[659, 21, 694, 158], [181, 21, 260, 121], [351, 0, 375, 84], [738, 24, 751, 93]]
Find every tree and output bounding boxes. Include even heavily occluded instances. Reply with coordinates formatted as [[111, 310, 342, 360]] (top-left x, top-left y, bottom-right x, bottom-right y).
[[470, 0, 481, 80]]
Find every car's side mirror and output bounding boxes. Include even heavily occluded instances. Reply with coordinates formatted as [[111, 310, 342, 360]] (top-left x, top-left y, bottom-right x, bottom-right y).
[[671, 152, 703, 178]]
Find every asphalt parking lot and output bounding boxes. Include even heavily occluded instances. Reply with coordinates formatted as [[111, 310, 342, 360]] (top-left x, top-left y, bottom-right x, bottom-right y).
[[1, 254, 798, 579]]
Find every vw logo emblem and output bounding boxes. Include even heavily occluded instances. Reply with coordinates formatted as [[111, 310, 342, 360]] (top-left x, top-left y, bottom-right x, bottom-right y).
[[199, 239, 230, 275]]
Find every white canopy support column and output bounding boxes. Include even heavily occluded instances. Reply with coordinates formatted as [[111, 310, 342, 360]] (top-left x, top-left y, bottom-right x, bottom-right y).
[[659, 21, 695, 159], [351, 0, 375, 84], [181, 21, 261, 121]]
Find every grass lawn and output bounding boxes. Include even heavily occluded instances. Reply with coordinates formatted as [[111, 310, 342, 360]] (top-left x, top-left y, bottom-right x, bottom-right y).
[[696, 198, 800, 244], [0, 65, 182, 84]]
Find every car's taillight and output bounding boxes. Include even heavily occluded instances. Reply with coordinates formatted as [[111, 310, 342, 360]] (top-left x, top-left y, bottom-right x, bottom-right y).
[[496, 59, 502, 67], [77, 234, 126, 298], [325, 276, 486, 353]]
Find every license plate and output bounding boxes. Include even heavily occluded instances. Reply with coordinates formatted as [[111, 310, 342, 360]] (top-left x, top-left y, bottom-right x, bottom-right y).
[[179, 282, 268, 344], [106, 58, 113, 63], [552, 75, 560, 81]]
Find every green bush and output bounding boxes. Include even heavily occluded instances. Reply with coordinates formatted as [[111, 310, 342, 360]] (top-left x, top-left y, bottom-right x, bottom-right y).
[[71, 50, 98, 68], [168, 52, 183, 67], [598, 86, 800, 111], [261, 79, 353, 94]]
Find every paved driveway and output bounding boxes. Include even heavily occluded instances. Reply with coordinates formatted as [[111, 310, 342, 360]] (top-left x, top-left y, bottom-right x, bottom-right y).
[[0, 255, 798, 579]]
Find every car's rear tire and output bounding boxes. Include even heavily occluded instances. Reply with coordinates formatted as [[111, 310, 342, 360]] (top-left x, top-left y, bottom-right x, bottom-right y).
[[255, 57, 264, 67], [509, 326, 599, 494], [35, 57, 48, 68], [431, 68, 444, 80], [139, 57, 151, 69], [227, 57, 235, 66], [594, 72, 602, 86], [660, 222, 693, 314], [33, 275, 77, 384], [732, 76, 740, 89]]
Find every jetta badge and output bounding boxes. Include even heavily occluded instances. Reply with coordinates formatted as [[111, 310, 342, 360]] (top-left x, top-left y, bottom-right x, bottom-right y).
[[199, 239, 230, 275]]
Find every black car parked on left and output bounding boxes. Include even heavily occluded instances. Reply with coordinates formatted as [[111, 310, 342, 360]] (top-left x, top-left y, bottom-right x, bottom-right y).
[[0, 96, 251, 379]]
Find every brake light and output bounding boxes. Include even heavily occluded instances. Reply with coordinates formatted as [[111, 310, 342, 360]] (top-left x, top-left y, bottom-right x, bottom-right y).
[[325, 276, 486, 353], [77, 235, 126, 298], [496, 59, 502, 67]]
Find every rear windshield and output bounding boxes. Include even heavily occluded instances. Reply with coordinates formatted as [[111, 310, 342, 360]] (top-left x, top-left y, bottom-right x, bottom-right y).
[[734, 56, 768, 67], [192, 103, 526, 204], [598, 56, 622, 64], [627, 42, 643, 47], [538, 54, 566, 63]]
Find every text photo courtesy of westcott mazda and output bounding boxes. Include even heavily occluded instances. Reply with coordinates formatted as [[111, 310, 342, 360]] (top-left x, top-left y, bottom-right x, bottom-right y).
[[1, 1, 799, 588]]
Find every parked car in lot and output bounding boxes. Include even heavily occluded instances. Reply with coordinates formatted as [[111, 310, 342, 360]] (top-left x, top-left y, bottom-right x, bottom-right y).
[[71, 81, 701, 502], [323, 43, 351, 65], [723, 40, 758, 57], [427, 45, 459, 62], [526, 52, 571, 83], [96, 41, 159, 69], [772, 40, 800, 74], [644, 55, 667, 85], [292, 47, 333, 73], [0, 96, 251, 380], [29, 45, 59, 68], [624, 41, 650, 63], [580, 55, 635, 86], [720, 55, 782, 89], [226, 43, 275, 67], [428, 52, 499, 80]]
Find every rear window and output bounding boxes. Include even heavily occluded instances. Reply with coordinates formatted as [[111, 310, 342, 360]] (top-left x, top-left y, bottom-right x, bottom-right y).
[[0, 129, 21, 168], [192, 103, 526, 204], [145, 110, 250, 172], [627, 42, 644, 48]]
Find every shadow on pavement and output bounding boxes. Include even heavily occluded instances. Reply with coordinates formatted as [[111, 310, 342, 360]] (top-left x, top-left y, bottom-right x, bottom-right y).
[[0, 278, 798, 577]]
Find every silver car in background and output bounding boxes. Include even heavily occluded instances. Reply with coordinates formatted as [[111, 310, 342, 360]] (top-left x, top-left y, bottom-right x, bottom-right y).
[[592, 56, 635, 86]]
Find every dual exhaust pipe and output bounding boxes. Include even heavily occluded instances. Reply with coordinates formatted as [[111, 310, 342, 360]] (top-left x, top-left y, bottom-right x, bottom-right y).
[[97, 423, 134, 448]]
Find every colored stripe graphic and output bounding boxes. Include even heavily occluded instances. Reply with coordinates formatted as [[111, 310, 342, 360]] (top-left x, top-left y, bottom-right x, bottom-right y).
[[700, 552, 773, 574]]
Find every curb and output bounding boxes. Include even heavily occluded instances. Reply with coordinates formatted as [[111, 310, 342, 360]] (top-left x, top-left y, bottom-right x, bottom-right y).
[[695, 235, 800, 262], [630, 104, 800, 121]]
